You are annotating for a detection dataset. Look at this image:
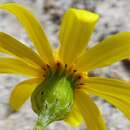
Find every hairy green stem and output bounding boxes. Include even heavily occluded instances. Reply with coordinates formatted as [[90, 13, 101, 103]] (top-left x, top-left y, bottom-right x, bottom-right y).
[[33, 112, 49, 130]]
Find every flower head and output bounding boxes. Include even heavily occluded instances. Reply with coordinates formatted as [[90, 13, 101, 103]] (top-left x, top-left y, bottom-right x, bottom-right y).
[[1, 3, 130, 130]]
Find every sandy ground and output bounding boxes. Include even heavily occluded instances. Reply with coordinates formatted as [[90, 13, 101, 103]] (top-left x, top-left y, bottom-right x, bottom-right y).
[[0, 0, 130, 130]]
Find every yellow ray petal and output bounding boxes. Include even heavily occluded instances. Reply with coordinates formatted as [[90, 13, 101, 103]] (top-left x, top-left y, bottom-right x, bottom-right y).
[[0, 57, 43, 77], [99, 94, 130, 120], [64, 101, 83, 127], [76, 90, 106, 130], [10, 78, 42, 111], [0, 3, 54, 64], [83, 77, 130, 119], [76, 32, 130, 71], [0, 32, 44, 68], [59, 8, 99, 65], [0, 46, 9, 53]]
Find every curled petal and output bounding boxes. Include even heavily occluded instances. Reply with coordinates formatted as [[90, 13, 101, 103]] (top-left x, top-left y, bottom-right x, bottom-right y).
[[59, 8, 99, 65]]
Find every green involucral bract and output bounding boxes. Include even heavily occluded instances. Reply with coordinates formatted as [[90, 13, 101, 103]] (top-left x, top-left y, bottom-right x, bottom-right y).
[[31, 70, 74, 130]]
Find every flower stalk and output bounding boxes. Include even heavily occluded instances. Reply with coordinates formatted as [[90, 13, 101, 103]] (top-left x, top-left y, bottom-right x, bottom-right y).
[[33, 112, 48, 130]]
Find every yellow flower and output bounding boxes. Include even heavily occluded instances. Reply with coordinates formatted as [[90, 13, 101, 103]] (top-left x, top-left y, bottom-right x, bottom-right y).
[[1, 3, 130, 130]]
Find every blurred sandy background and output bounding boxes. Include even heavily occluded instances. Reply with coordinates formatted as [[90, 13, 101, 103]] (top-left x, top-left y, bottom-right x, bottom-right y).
[[0, 0, 130, 130]]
